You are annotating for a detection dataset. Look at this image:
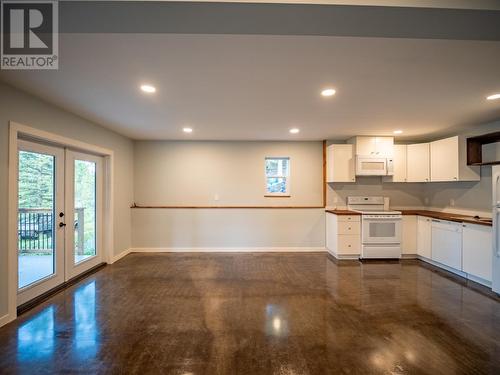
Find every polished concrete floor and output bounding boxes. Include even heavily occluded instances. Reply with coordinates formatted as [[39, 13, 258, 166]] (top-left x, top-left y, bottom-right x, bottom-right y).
[[1, 253, 499, 374]]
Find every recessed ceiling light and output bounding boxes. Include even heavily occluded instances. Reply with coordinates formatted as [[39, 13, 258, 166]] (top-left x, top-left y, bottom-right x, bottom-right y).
[[486, 93, 500, 100], [393, 130, 403, 135], [289, 128, 300, 134], [183, 127, 193, 133], [321, 88, 336, 97], [140, 84, 156, 93]]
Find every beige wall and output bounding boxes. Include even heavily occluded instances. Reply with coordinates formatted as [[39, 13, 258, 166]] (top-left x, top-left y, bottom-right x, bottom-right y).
[[132, 140, 325, 249], [134, 140, 323, 206], [327, 178, 425, 208], [132, 209, 325, 249], [0, 82, 134, 317]]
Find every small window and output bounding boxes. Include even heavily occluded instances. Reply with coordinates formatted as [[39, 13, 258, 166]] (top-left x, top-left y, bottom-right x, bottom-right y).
[[265, 157, 290, 196]]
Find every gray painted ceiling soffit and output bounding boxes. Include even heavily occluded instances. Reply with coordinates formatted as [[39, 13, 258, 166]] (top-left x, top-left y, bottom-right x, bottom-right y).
[[60, 1, 500, 40]]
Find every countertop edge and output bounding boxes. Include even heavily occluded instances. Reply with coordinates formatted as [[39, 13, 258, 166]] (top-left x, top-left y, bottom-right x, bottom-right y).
[[400, 210, 492, 227], [325, 209, 492, 226], [325, 210, 361, 216]]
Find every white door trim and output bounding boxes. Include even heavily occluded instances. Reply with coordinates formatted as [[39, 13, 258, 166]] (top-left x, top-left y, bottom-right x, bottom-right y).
[[6, 121, 114, 327]]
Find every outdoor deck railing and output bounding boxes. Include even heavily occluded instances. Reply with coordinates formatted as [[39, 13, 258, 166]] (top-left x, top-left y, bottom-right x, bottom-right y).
[[18, 208, 85, 254]]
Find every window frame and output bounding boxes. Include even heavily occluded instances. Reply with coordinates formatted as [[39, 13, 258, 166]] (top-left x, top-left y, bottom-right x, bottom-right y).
[[264, 156, 291, 197]]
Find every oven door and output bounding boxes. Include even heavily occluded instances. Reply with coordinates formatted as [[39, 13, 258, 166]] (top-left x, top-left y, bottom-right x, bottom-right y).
[[362, 217, 401, 244]]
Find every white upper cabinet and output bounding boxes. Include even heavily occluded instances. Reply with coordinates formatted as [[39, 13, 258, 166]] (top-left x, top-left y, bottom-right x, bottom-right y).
[[384, 144, 407, 182], [374, 137, 395, 157], [407, 143, 430, 182], [326, 144, 355, 183], [430, 136, 480, 182], [350, 136, 394, 157]]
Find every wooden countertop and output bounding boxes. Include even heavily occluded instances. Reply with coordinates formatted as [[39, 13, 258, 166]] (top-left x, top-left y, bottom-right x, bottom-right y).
[[326, 209, 492, 226], [325, 209, 361, 215], [400, 210, 492, 227]]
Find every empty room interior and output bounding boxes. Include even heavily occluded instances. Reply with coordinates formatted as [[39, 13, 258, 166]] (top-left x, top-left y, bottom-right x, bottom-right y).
[[1, 0, 500, 374]]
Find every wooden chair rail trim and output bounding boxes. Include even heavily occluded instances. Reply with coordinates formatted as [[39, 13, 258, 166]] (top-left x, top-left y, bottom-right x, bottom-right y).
[[131, 204, 325, 209]]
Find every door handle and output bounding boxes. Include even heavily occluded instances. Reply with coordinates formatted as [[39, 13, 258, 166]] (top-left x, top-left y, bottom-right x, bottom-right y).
[[59, 222, 67, 228]]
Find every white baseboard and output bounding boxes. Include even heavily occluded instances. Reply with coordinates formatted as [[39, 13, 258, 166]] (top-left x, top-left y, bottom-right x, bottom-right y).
[[110, 248, 132, 263], [467, 273, 492, 288], [0, 313, 15, 328], [130, 247, 326, 253], [326, 250, 359, 260]]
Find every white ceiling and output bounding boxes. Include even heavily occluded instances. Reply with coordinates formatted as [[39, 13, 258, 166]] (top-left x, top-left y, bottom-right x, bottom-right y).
[[1, 33, 500, 141]]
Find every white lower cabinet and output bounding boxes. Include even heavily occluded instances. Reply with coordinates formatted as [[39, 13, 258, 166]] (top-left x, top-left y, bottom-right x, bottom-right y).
[[462, 223, 492, 283], [326, 213, 361, 258], [401, 215, 417, 255], [417, 216, 432, 259], [417, 216, 492, 286], [431, 219, 462, 270]]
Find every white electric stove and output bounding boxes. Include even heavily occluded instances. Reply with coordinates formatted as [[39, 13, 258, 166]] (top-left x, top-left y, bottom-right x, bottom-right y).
[[347, 196, 402, 259]]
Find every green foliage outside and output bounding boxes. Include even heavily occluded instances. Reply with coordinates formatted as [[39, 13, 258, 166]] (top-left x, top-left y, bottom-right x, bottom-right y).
[[18, 151, 96, 256]]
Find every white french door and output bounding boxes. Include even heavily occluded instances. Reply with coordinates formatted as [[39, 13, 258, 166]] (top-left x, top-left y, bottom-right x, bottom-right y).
[[65, 150, 103, 280], [17, 140, 104, 306], [17, 140, 65, 306]]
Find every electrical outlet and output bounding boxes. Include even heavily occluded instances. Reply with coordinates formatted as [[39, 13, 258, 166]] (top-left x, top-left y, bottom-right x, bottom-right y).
[[214, 194, 220, 201], [424, 197, 429, 205], [450, 199, 455, 207]]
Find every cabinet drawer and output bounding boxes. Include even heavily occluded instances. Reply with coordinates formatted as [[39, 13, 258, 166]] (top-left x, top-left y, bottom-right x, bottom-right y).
[[338, 235, 361, 254], [338, 221, 360, 235], [338, 215, 360, 223]]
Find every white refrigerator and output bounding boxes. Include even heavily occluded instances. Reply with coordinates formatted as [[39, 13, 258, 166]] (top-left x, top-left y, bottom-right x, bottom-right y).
[[493, 165, 500, 294]]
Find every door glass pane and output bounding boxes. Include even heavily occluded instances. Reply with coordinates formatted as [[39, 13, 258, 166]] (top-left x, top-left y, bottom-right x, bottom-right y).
[[18, 151, 55, 289], [74, 160, 96, 263], [369, 222, 396, 238]]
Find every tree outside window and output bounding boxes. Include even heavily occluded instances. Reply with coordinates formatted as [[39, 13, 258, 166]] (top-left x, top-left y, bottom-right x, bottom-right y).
[[265, 157, 290, 196]]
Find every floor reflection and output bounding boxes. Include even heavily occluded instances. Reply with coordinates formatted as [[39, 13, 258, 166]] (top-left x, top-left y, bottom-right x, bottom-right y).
[[1, 254, 499, 374], [265, 304, 289, 338], [17, 306, 55, 362], [73, 281, 99, 359]]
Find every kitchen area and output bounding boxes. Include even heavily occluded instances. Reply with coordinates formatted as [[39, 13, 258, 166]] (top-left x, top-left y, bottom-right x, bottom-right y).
[[325, 131, 500, 294]]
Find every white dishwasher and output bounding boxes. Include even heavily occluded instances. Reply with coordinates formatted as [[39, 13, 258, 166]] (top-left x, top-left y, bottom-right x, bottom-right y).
[[431, 219, 462, 270]]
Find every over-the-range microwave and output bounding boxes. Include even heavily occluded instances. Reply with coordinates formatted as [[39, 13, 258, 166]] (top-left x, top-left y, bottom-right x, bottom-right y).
[[356, 155, 394, 176]]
